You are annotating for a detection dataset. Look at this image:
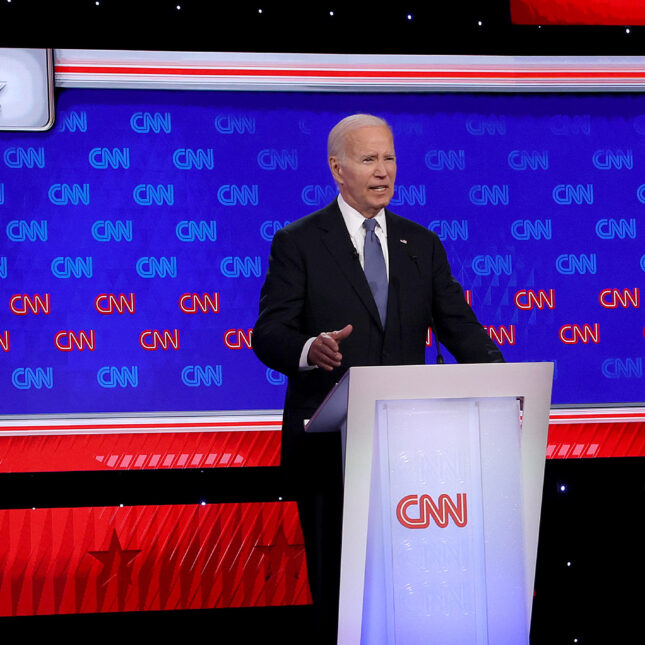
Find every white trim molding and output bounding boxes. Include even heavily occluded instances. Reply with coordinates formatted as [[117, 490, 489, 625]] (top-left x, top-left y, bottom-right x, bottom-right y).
[[54, 50, 645, 92]]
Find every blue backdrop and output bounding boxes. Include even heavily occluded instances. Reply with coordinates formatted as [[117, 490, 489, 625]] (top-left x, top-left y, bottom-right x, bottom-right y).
[[0, 89, 643, 413]]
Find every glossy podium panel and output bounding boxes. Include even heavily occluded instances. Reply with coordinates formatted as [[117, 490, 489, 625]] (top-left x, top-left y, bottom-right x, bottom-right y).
[[363, 397, 527, 644]]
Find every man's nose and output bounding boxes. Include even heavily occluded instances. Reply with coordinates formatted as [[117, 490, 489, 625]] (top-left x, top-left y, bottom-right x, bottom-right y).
[[373, 159, 387, 176]]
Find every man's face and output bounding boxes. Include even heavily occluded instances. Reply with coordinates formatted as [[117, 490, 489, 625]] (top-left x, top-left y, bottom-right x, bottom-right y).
[[329, 125, 397, 219]]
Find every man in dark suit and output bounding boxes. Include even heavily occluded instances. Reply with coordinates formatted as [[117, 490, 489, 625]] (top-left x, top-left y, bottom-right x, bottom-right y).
[[252, 114, 503, 642]]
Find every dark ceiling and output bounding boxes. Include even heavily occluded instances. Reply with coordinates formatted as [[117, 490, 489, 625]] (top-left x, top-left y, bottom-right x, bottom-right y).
[[1, 0, 644, 56]]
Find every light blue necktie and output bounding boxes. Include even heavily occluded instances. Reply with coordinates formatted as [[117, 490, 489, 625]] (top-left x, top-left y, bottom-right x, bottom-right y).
[[363, 218, 388, 326]]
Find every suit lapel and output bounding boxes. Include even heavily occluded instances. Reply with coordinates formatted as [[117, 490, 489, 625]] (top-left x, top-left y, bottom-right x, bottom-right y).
[[319, 202, 383, 329], [384, 211, 410, 327], [385, 211, 408, 283]]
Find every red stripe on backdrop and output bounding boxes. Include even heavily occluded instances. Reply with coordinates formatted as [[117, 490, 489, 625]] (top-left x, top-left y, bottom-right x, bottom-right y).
[[546, 421, 645, 458], [0, 430, 281, 472], [0, 420, 278, 432], [511, 0, 645, 25], [0, 502, 310, 617], [550, 412, 645, 421], [54, 65, 645, 80]]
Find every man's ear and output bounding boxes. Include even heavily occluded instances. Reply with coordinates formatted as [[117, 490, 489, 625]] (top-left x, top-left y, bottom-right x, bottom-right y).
[[329, 156, 343, 185]]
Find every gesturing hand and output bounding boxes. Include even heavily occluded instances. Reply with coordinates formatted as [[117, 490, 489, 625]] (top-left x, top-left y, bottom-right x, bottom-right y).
[[307, 324, 354, 371]]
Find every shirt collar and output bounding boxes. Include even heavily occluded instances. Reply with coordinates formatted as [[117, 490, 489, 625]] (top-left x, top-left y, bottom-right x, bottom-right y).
[[337, 194, 387, 237]]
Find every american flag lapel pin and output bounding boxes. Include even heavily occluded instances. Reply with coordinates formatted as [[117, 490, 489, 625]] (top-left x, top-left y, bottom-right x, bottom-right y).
[[400, 239, 408, 244]]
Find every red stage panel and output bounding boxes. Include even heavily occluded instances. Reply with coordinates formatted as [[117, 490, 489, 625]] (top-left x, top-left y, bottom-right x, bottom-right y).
[[511, 0, 645, 25], [0, 411, 642, 473], [0, 502, 311, 617], [0, 430, 280, 473], [546, 420, 645, 458]]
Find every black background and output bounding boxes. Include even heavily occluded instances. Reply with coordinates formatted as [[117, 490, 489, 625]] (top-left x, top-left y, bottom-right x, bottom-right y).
[[1, 0, 645, 56]]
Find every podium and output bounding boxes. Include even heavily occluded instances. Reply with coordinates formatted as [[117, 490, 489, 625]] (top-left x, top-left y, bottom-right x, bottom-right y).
[[305, 362, 553, 645]]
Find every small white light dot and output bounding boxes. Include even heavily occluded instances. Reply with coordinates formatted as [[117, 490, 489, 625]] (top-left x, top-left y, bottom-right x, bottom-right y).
[[329, 11, 334, 16], [201, 501, 206, 506], [478, 20, 483, 26], [407, 14, 413, 20], [560, 484, 566, 492], [119, 503, 124, 507], [176, 4, 181, 9], [566, 561, 572, 567], [626, 28, 631, 34], [258, 8, 263, 13]]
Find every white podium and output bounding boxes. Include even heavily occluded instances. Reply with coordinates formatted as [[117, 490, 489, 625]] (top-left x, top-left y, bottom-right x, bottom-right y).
[[305, 362, 553, 645]]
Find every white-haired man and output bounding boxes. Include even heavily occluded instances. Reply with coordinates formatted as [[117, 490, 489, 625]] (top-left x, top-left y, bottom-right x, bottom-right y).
[[253, 113, 503, 642]]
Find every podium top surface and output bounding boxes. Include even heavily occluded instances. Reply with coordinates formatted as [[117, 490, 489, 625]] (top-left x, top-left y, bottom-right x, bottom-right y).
[[305, 362, 554, 434]]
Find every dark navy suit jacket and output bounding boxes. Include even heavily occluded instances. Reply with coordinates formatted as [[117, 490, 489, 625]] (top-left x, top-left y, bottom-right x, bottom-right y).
[[253, 200, 503, 479]]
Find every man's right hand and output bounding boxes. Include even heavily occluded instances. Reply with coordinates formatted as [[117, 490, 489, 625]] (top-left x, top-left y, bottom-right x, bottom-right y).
[[307, 324, 353, 371]]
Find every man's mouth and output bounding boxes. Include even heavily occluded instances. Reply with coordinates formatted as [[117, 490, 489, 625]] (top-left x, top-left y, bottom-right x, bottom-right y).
[[370, 185, 389, 192]]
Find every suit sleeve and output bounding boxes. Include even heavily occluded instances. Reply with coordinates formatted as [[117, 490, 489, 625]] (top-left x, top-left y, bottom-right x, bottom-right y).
[[429, 234, 505, 363], [252, 227, 311, 377]]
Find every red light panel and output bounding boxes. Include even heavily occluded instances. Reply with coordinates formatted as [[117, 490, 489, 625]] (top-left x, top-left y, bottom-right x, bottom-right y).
[[547, 420, 645, 458], [511, 0, 645, 25], [0, 502, 310, 617], [0, 430, 281, 473]]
